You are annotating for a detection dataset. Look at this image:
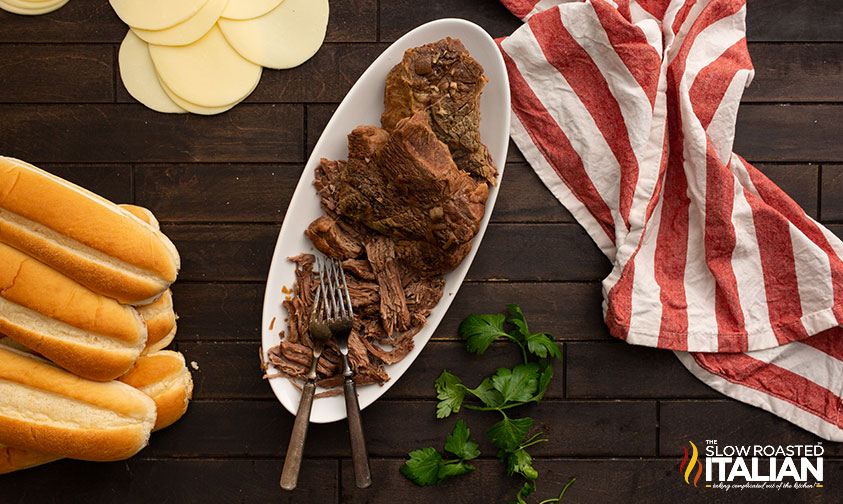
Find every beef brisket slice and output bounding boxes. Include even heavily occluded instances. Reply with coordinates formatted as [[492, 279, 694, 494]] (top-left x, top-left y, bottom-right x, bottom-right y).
[[382, 37, 497, 185], [337, 112, 488, 274]]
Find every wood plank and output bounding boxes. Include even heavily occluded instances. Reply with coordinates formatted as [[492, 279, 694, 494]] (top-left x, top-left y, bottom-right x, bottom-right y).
[[494, 163, 574, 223], [162, 223, 611, 282], [753, 164, 819, 219], [306, 103, 338, 157], [0, 104, 303, 163], [143, 399, 656, 457], [36, 164, 132, 204], [0, 0, 124, 43], [325, 0, 378, 42], [746, 0, 843, 42], [161, 224, 278, 282], [0, 458, 337, 503], [135, 164, 301, 223], [660, 400, 843, 457], [734, 105, 843, 162], [0, 0, 376, 44], [180, 341, 273, 399], [745, 44, 843, 102], [342, 458, 842, 503], [379, 0, 529, 42], [467, 223, 611, 282], [171, 281, 608, 342], [0, 45, 113, 103], [566, 342, 719, 399], [821, 165, 843, 222], [170, 283, 264, 342]]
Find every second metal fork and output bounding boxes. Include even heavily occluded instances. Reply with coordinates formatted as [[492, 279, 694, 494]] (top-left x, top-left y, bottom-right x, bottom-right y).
[[322, 257, 372, 489]]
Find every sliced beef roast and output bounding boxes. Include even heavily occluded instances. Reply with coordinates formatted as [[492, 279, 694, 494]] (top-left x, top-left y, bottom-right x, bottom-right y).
[[382, 37, 497, 185]]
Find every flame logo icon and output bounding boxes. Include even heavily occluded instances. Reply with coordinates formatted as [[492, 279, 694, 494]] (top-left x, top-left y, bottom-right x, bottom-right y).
[[680, 441, 702, 486]]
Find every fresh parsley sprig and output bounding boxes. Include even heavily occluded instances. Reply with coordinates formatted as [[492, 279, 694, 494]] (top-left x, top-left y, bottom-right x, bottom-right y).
[[399, 420, 480, 486], [400, 304, 573, 501]]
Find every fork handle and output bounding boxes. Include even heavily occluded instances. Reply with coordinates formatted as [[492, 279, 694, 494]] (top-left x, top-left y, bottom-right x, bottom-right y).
[[344, 375, 372, 488], [281, 380, 316, 490]]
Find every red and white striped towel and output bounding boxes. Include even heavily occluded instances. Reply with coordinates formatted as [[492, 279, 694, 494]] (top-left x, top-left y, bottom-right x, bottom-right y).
[[498, 0, 843, 440]]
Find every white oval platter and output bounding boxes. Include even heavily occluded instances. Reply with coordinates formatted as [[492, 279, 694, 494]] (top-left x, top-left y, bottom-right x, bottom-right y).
[[261, 18, 510, 423]]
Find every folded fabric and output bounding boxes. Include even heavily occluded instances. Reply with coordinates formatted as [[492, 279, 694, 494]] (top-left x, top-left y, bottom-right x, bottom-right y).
[[498, 0, 843, 440]]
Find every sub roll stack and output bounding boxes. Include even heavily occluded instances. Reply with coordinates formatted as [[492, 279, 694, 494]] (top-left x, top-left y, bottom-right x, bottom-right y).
[[0, 156, 193, 474]]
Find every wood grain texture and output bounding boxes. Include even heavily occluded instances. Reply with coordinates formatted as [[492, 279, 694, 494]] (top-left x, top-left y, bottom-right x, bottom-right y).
[[745, 44, 843, 102], [0, 458, 338, 503], [0, 105, 304, 163], [0, 45, 113, 103], [734, 104, 843, 162], [822, 165, 843, 222], [135, 164, 302, 223], [746, 0, 843, 42]]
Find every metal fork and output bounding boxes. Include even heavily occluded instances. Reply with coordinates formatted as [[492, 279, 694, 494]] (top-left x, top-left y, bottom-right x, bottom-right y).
[[323, 257, 372, 489], [280, 263, 332, 490]]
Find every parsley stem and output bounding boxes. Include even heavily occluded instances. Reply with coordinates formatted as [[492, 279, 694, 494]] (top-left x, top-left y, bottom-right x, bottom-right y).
[[538, 478, 576, 503], [501, 333, 528, 363], [463, 402, 524, 412], [519, 437, 548, 450]]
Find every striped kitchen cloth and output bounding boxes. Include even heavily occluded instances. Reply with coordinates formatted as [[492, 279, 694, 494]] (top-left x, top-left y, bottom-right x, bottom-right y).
[[497, 0, 843, 440]]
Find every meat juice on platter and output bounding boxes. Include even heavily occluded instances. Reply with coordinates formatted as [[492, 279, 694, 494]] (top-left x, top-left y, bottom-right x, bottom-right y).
[[265, 38, 497, 395]]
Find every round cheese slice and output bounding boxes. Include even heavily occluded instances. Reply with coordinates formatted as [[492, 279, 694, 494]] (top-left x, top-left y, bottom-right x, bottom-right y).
[[0, 0, 68, 15], [158, 77, 249, 116], [131, 0, 229, 47], [109, 0, 209, 31], [218, 0, 328, 70], [119, 31, 186, 114], [3, 0, 64, 8], [220, 0, 283, 20], [148, 25, 262, 108]]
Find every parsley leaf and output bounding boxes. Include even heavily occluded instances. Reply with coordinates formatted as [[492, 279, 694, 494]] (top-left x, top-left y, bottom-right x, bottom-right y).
[[491, 363, 540, 403], [435, 370, 465, 419], [532, 360, 554, 404], [487, 415, 533, 452], [400, 420, 480, 486], [444, 419, 480, 460], [468, 377, 504, 408], [399, 447, 443, 486], [459, 313, 508, 355], [506, 448, 539, 482], [507, 304, 562, 361]]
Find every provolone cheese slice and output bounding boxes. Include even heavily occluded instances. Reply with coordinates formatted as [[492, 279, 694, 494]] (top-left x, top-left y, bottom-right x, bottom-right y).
[[220, 0, 283, 20], [3, 0, 65, 8], [0, 0, 68, 15], [148, 25, 262, 107], [131, 0, 229, 47], [218, 0, 328, 70], [119, 31, 186, 114], [109, 0, 208, 31], [158, 78, 247, 116]]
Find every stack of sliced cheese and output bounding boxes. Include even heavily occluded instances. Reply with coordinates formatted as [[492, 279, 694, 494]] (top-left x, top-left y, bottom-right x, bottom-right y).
[[0, 156, 193, 473], [0, 0, 70, 16], [113, 0, 329, 114]]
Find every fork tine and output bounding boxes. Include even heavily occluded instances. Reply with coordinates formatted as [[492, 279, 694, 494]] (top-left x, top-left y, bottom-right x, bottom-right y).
[[333, 258, 354, 320]]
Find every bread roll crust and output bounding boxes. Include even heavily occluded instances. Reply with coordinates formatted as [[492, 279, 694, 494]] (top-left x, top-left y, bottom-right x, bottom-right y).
[[0, 347, 156, 461], [0, 157, 180, 304], [136, 289, 177, 353], [119, 350, 193, 431], [0, 242, 147, 381]]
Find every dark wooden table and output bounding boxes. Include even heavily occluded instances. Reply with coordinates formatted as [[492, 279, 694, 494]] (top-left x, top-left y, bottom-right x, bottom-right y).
[[0, 0, 841, 502]]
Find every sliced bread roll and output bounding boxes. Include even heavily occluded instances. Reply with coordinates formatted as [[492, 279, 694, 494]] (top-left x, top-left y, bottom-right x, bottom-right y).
[[118, 350, 193, 431], [0, 156, 180, 305], [0, 242, 147, 381], [137, 289, 178, 354], [0, 346, 157, 462], [0, 349, 193, 474]]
